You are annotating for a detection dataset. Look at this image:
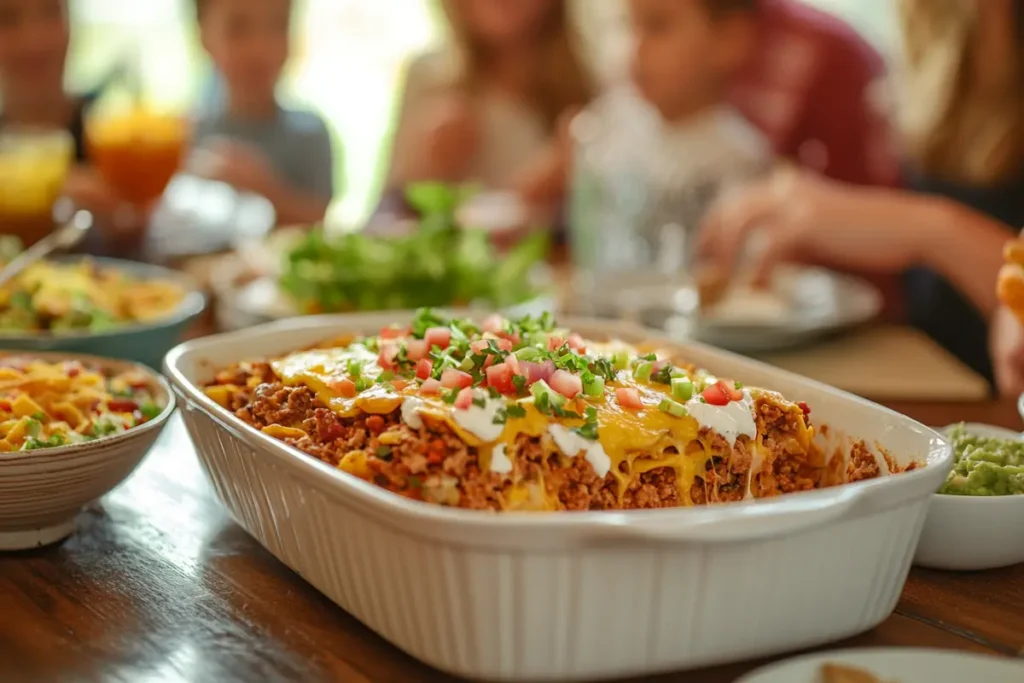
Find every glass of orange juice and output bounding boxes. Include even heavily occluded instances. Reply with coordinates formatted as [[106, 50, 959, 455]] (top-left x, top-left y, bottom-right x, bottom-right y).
[[0, 128, 74, 246], [86, 105, 188, 212]]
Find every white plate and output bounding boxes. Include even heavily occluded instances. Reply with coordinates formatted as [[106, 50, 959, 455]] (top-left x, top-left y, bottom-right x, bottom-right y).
[[611, 266, 882, 353], [738, 647, 1024, 683], [913, 423, 1024, 571]]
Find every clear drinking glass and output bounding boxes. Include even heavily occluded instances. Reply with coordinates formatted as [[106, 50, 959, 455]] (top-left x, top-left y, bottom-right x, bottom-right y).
[[0, 128, 74, 247]]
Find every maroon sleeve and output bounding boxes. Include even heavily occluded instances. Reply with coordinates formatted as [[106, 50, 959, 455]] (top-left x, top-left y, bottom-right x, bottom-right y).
[[797, 33, 902, 187]]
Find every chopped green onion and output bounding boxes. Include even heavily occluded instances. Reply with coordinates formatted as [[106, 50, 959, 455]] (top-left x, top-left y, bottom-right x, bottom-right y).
[[531, 380, 566, 409], [377, 370, 395, 382], [354, 377, 373, 392], [376, 446, 393, 460], [658, 398, 688, 418], [472, 395, 487, 408], [611, 351, 629, 370], [515, 346, 542, 361], [734, 381, 744, 390], [633, 362, 653, 382], [442, 388, 459, 404], [459, 357, 475, 372], [31, 411, 46, 421], [582, 375, 605, 397], [506, 402, 527, 419], [671, 377, 694, 401], [670, 367, 687, 379]]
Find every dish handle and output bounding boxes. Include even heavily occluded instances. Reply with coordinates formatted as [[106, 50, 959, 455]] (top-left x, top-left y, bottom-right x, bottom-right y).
[[581, 486, 864, 545]]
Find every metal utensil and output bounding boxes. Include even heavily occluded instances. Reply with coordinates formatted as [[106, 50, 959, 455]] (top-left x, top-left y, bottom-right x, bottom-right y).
[[0, 202, 93, 288]]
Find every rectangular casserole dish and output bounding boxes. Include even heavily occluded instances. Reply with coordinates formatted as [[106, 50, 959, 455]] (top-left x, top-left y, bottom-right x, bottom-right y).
[[164, 313, 951, 681]]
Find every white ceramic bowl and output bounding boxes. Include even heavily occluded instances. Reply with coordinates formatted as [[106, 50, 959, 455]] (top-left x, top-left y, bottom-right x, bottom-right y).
[[913, 423, 1024, 571], [0, 352, 175, 550], [166, 313, 951, 681]]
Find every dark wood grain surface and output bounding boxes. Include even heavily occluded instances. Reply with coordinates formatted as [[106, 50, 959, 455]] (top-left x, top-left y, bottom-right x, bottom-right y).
[[1, 398, 1021, 683]]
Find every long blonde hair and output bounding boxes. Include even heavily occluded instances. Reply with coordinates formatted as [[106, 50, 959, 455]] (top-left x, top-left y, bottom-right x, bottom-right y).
[[897, 0, 1024, 186], [438, 0, 594, 129]]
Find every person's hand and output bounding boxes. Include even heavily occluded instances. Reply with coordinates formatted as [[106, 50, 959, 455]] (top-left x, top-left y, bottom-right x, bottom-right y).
[[698, 170, 926, 285], [194, 139, 282, 198], [408, 95, 479, 182], [991, 305, 1024, 396], [511, 107, 578, 209]]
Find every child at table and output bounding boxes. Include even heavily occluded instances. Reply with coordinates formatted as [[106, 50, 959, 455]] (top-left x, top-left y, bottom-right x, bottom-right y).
[[378, 0, 595, 222], [625, 0, 772, 252], [189, 0, 336, 226]]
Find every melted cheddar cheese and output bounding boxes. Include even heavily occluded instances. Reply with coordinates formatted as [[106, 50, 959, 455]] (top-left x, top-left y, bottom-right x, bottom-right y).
[[256, 340, 812, 510]]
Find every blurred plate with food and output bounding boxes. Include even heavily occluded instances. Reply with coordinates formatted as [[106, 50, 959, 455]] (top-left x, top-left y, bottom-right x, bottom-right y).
[[212, 183, 555, 330], [609, 265, 882, 353], [0, 244, 205, 367], [738, 648, 1023, 683]]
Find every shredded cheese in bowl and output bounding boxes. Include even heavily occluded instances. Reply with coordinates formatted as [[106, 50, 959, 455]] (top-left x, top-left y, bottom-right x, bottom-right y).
[[0, 356, 166, 452]]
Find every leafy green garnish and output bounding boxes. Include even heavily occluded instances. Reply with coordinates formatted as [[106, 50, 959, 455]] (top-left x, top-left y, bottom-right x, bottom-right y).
[[278, 184, 549, 314]]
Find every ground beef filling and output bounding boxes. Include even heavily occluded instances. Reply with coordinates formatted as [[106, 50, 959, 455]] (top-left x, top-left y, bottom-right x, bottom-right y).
[[221, 378, 892, 511]]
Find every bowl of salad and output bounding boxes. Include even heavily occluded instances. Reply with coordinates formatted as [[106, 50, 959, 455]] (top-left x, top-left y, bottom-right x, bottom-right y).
[[212, 183, 555, 331], [0, 239, 206, 367]]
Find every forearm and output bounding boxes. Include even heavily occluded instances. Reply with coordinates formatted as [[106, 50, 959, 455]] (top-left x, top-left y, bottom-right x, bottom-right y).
[[916, 197, 1008, 318], [263, 183, 331, 226]]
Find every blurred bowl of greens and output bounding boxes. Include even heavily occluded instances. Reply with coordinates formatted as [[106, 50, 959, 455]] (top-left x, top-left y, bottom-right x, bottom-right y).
[[0, 238, 206, 368], [213, 183, 556, 330]]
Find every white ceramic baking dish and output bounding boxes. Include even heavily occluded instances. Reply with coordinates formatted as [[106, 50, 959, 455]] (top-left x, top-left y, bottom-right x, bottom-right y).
[[164, 313, 952, 682]]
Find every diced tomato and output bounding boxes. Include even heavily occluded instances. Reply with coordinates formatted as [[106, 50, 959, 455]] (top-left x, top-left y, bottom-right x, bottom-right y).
[[547, 335, 565, 351], [454, 387, 475, 410], [701, 383, 729, 406], [420, 378, 441, 395], [332, 378, 357, 398], [798, 401, 811, 416], [550, 370, 583, 398], [470, 340, 490, 354], [566, 333, 586, 353], [505, 353, 521, 375], [481, 314, 505, 334], [424, 327, 452, 350], [616, 387, 643, 410], [405, 339, 429, 362], [378, 344, 398, 370], [497, 331, 521, 346], [107, 398, 139, 413], [0, 399, 10, 411], [486, 363, 516, 394], [496, 338, 514, 352], [391, 379, 411, 392], [440, 369, 473, 389], [415, 358, 433, 380], [379, 325, 408, 340], [62, 361, 83, 378], [723, 381, 744, 402]]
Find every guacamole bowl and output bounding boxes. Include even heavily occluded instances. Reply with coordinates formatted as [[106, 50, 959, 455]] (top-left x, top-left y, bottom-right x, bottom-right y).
[[914, 423, 1024, 571]]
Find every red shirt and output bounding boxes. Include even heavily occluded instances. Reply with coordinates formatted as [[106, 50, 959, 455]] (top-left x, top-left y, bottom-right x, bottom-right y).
[[730, 0, 900, 187]]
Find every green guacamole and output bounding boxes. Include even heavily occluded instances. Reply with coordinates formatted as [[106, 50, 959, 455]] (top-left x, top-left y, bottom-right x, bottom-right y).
[[939, 424, 1024, 496]]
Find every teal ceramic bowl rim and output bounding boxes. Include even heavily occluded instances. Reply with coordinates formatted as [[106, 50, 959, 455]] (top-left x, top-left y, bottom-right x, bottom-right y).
[[0, 256, 206, 342]]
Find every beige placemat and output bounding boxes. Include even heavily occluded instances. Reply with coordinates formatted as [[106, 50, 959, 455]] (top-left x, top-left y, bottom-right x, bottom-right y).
[[757, 325, 990, 402]]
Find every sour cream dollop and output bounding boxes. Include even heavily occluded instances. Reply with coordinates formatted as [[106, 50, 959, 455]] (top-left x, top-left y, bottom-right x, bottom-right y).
[[490, 443, 513, 475], [401, 396, 425, 430], [686, 390, 757, 446], [548, 424, 611, 478], [452, 392, 505, 442]]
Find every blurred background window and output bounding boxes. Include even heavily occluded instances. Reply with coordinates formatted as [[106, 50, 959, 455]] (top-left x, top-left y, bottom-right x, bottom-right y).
[[63, 0, 896, 228]]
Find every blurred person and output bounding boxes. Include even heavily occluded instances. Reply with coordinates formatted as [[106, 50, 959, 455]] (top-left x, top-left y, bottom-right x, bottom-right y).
[[0, 0, 127, 247], [699, 0, 1023, 392], [380, 0, 594, 220], [626, 0, 771, 240], [729, 0, 900, 186], [191, 0, 335, 226]]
